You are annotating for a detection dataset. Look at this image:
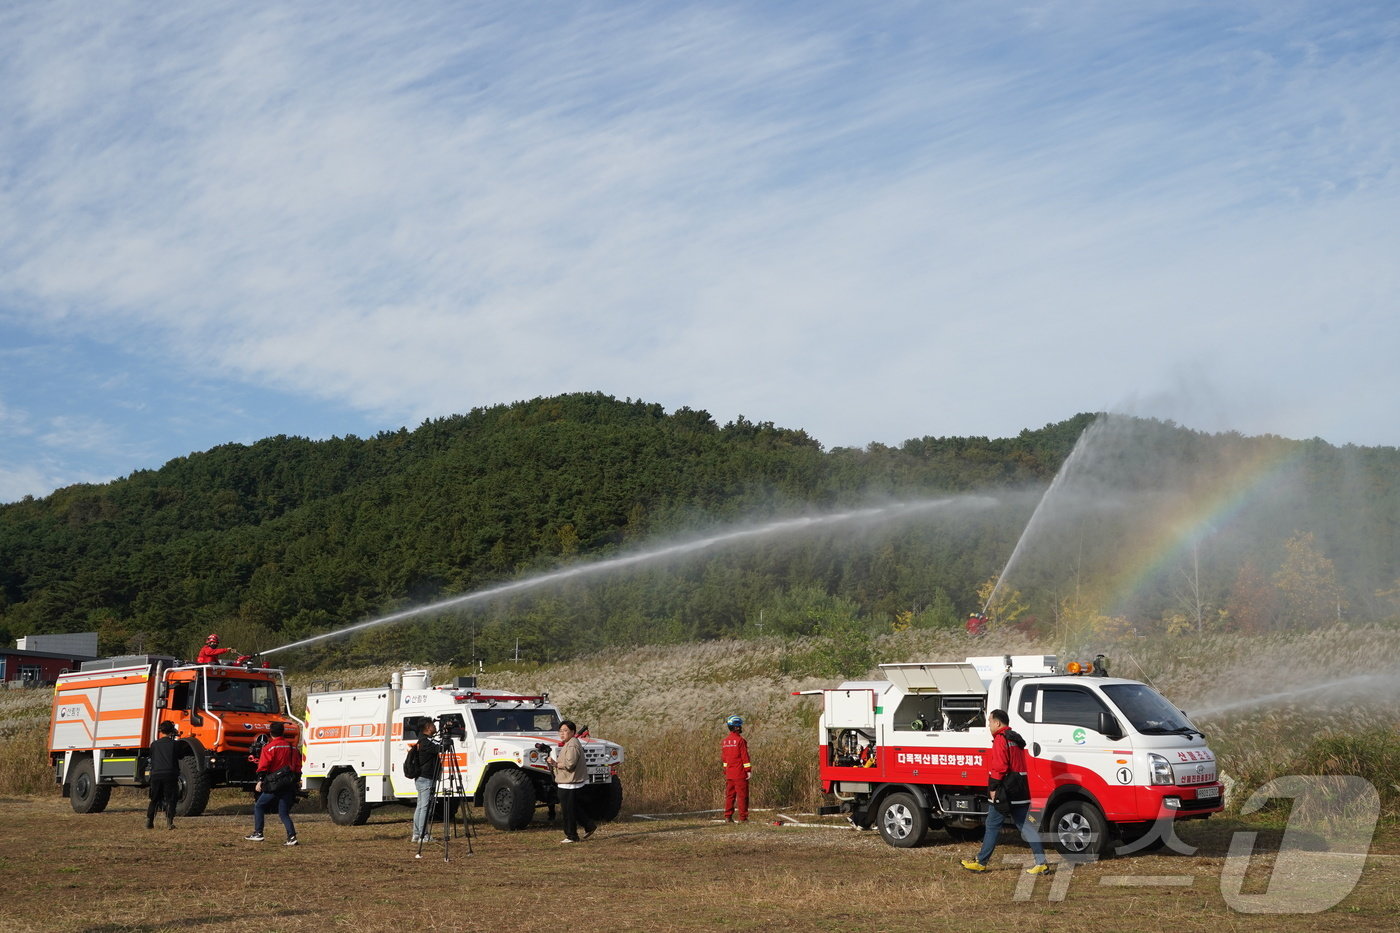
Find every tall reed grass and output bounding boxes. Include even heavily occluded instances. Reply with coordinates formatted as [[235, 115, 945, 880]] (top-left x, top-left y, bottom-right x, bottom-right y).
[[0, 687, 54, 795], [4, 627, 1396, 823]]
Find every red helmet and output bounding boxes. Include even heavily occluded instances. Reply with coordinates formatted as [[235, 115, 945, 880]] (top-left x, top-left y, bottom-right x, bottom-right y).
[[206, 634, 220, 645]]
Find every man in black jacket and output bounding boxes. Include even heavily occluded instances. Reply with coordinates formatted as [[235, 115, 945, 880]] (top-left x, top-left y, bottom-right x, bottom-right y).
[[146, 721, 180, 830], [412, 719, 441, 844]]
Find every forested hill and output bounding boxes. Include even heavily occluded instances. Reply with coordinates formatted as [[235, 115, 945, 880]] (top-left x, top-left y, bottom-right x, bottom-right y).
[[1, 394, 1394, 669]]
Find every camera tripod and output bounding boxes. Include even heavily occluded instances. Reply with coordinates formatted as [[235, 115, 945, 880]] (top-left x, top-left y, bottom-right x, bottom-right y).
[[416, 729, 476, 861]]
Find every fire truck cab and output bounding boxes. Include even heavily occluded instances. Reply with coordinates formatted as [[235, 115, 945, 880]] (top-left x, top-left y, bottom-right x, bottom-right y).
[[814, 654, 1223, 857]]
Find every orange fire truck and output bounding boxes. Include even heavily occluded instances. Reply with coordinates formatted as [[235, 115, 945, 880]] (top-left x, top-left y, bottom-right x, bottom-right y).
[[48, 654, 301, 816]]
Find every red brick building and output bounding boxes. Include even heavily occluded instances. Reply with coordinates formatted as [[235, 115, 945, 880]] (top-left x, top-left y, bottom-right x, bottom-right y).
[[1, 647, 96, 687]]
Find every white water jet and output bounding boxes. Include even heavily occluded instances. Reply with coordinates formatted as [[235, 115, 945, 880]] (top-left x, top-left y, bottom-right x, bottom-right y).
[[1192, 672, 1398, 718], [983, 418, 1105, 613], [263, 495, 997, 657]]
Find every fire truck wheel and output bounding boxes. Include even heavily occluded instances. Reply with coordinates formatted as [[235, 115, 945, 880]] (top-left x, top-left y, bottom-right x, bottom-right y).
[[327, 772, 372, 825], [483, 768, 536, 831], [176, 755, 211, 817], [581, 777, 624, 823], [876, 792, 928, 848], [1048, 799, 1109, 859], [69, 758, 112, 814]]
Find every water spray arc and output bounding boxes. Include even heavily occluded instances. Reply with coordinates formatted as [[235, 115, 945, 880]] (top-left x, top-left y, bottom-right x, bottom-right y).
[[1191, 672, 1398, 718], [982, 419, 1104, 614], [262, 496, 997, 657]]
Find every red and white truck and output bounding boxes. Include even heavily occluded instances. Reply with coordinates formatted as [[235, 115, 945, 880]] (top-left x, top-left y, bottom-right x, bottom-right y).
[[303, 670, 624, 830], [809, 654, 1223, 856], [48, 655, 301, 816]]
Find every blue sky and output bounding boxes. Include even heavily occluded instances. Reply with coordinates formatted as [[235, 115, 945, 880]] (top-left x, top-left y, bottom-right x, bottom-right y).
[[2, 1, 1397, 502]]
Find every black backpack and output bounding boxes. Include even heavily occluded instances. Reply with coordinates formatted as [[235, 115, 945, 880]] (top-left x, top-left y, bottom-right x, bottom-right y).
[[403, 743, 421, 779]]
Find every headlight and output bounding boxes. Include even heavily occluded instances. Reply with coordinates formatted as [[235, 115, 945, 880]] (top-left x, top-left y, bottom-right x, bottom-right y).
[[1148, 753, 1174, 785]]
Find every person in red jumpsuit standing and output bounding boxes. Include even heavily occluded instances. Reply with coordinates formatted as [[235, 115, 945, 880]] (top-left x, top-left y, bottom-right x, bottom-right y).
[[721, 714, 751, 822], [196, 634, 234, 664]]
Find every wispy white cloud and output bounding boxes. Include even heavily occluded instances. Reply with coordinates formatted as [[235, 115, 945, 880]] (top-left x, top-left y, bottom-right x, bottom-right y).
[[0, 1, 1397, 501], [37, 414, 128, 456]]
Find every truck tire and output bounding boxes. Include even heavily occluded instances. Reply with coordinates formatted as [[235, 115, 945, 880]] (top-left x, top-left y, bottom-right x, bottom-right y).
[[69, 758, 112, 814], [327, 771, 372, 825], [581, 777, 624, 823], [1048, 799, 1110, 860], [484, 768, 536, 831], [876, 792, 928, 848], [176, 754, 211, 817]]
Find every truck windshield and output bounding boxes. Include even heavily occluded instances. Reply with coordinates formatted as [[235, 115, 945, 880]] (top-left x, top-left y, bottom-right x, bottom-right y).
[[1102, 684, 1197, 735], [205, 677, 282, 714], [471, 708, 560, 733]]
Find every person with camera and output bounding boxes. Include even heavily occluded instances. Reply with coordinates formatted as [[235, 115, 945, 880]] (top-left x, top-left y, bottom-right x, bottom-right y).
[[411, 718, 442, 843], [547, 720, 596, 844], [245, 721, 302, 846], [961, 708, 1049, 874]]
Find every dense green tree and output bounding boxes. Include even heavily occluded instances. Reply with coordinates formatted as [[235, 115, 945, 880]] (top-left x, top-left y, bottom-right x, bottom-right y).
[[1, 395, 1395, 668]]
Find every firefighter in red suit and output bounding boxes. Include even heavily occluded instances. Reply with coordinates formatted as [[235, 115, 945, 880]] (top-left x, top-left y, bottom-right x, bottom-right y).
[[721, 714, 751, 822], [196, 634, 234, 665]]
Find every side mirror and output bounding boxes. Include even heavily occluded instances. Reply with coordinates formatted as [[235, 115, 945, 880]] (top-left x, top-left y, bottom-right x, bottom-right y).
[[1097, 711, 1123, 741]]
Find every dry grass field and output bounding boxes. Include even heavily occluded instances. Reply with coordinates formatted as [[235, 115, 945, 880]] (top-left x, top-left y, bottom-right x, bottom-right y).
[[0, 791, 1396, 933], [3, 625, 1398, 931]]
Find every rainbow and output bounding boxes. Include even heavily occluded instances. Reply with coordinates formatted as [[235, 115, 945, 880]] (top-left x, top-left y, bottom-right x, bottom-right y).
[[1098, 437, 1307, 619]]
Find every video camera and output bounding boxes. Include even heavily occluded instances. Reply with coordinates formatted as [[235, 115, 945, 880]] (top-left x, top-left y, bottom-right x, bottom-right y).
[[434, 713, 466, 741], [533, 742, 552, 755]]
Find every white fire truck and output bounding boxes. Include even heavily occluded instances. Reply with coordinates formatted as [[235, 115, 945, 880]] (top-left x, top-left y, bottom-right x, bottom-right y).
[[808, 654, 1223, 857], [303, 671, 624, 830]]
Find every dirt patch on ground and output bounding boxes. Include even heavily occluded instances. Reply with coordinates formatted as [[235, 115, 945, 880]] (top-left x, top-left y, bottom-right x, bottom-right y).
[[1, 791, 1396, 932]]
